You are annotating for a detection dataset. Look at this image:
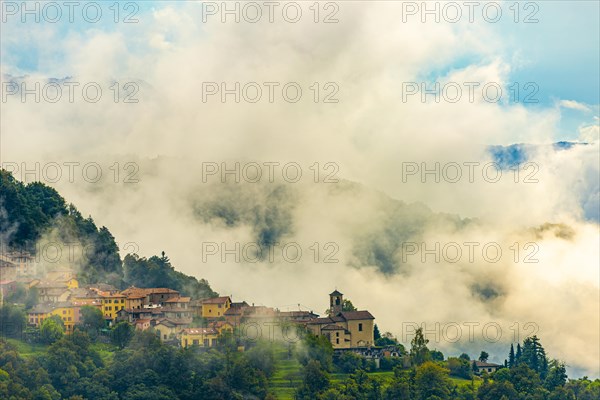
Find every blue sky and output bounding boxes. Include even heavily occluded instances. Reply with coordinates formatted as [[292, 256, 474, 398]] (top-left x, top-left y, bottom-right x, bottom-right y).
[[2, 1, 599, 139]]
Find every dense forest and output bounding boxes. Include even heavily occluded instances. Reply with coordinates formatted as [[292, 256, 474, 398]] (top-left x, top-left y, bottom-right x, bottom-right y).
[[0, 322, 599, 400], [0, 169, 215, 298]]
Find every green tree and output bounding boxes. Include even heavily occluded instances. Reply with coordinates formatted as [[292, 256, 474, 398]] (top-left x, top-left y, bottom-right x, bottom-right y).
[[342, 299, 357, 312], [415, 362, 452, 400], [477, 380, 519, 400], [374, 324, 381, 340], [296, 333, 333, 371], [430, 349, 444, 362], [544, 360, 567, 391], [295, 360, 330, 399], [447, 357, 472, 379], [79, 306, 105, 337], [508, 344, 515, 368], [40, 317, 64, 344], [0, 305, 26, 338], [110, 322, 134, 349], [410, 327, 430, 366], [478, 351, 489, 362]]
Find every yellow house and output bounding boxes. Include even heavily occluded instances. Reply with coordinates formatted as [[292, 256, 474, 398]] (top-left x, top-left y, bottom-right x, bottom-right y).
[[28, 303, 76, 334], [153, 319, 186, 342], [201, 296, 231, 319], [28, 304, 53, 328], [181, 327, 219, 348], [212, 320, 234, 335], [52, 305, 76, 333], [59, 277, 79, 289], [100, 294, 126, 320]]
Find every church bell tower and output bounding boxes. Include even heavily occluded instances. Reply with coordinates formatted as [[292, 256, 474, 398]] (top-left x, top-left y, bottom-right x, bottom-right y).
[[329, 290, 343, 316]]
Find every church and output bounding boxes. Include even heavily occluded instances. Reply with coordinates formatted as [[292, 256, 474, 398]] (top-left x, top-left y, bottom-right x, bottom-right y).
[[306, 290, 375, 349]]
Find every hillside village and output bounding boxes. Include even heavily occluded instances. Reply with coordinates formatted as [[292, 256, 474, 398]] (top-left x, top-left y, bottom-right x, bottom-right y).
[[0, 250, 388, 356]]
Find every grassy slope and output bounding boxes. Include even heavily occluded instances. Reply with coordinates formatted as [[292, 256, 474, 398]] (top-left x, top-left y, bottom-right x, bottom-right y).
[[5, 338, 47, 358], [268, 346, 482, 399], [270, 344, 302, 400]]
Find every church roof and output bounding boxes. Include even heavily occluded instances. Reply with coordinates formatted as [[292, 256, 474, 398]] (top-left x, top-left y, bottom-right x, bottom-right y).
[[339, 310, 375, 320], [307, 310, 375, 325], [329, 290, 343, 296]]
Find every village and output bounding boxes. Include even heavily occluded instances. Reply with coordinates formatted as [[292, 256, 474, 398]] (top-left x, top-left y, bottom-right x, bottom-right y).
[[0, 250, 414, 364]]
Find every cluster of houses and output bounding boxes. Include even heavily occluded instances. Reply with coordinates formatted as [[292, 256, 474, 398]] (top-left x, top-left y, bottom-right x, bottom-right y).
[[1, 251, 378, 351]]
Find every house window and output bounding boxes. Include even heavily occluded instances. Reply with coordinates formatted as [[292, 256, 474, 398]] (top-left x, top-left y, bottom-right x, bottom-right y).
[[336, 332, 339, 337], [193, 339, 199, 345], [358, 323, 363, 332], [164, 334, 167, 340], [203, 339, 209, 347], [336, 338, 339, 344]]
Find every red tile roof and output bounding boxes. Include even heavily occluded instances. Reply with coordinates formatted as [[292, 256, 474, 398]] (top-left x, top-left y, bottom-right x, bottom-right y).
[[202, 296, 231, 304]]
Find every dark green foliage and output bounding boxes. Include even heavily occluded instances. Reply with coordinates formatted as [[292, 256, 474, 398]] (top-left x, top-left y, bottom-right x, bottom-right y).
[[110, 322, 134, 349], [410, 327, 430, 366], [447, 357, 473, 379], [39, 316, 64, 344], [0, 170, 123, 286], [379, 356, 404, 371], [415, 362, 453, 400], [477, 380, 519, 400], [334, 351, 376, 374], [430, 349, 444, 362], [78, 306, 105, 339], [0, 171, 66, 248], [0, 305, 27, 339], [519, 336, 548, 378], [122, 253, 217, 299], [296, 333, 333, 371], [478, 351, 489, 362], [373, 324, 381, 340], [508, 344, 515, 368], [295, 360, 330, 399]]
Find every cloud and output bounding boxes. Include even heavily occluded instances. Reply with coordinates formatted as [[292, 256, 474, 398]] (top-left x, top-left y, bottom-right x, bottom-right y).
[[1, 1, 598, 376], [560, 99, 592, 112]]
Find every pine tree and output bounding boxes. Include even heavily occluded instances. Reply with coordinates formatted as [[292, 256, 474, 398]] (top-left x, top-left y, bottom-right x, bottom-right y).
[[508, 344, 515, 368], [515, 343, 522, 364]]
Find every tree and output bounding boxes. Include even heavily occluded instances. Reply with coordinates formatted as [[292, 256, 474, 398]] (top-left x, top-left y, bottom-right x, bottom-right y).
[[295, 360, 330, 399], [410, 327, 430, 366], [376, 331, 401, 347], [110, 322, 134, 349], [342, 299, 357, 312], [477, 380, 519, 400], [459, 353, 470, 361], [430, 349, 444, 362], [520, 336, 548, 378], [447, 357, 472, 379], [508, 344, 515, 368], [0, 305, 26, 338], [479, 351, 489, 362], [40, 316, 64, 344], [415, 362, 452, 400], [544, 360, 567, 391], [296, 333, 333, 371], [515, 343, 522, 364], [79, 306, 104, 338], [374, 324, 381, 340]]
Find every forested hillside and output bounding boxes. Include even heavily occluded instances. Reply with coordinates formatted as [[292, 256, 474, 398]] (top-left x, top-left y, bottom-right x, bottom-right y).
[[0, 169, 215, 298]]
